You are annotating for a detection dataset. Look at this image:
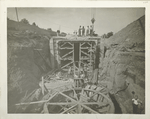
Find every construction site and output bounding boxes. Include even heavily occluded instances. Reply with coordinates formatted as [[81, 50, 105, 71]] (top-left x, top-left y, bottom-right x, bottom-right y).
[[7, 8, 145, 114]]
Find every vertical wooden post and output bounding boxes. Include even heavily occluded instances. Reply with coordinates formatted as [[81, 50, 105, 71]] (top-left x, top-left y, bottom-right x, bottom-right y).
[[43, 103, 49, 113], [73, 43, 75, 77], [79, 43, 81, 78], [49, 38, 55, 69], [77, 104, 82, 113], [42, 76, 44, 95], [74, 62, 75, 77]]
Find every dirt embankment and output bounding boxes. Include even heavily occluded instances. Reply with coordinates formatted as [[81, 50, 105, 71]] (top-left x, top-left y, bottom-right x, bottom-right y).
[[99, 15, 145, 113], [7, 19, 57, 113]]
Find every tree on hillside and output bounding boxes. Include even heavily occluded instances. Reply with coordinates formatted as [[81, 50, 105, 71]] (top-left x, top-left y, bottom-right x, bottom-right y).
[[102, 32, 113, 38], [60, 32, 67, 36], [47, 28, 52, 31], [32, 22, 36, 26], [20, 18, 29, 24], [106, 32, 113, 38]]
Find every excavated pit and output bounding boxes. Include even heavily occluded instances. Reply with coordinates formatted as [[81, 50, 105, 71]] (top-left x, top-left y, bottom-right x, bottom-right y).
[[7, 15, 145, 114], [109, 93, 122, 114]]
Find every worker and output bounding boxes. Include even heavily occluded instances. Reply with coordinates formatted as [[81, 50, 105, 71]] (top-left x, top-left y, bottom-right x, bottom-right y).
[[78, 26, 82, 36], [90, 25, 93, 36], [86, 26, 90, 36], [57, 30, 60, 36], [82, 26, 85, 36], [132, 95, 142, 114]]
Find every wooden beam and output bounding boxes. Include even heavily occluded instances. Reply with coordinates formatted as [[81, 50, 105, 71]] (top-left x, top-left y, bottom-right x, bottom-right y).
[[15, 100, 48, 105], [61, 61, 73, 69], [62, 50, 73, 58], [72, 88, 78, 101], [81, 50, 89, 57], [47, 102, 76, 105], [59, 92, 77, 102], [81, 104, 99, 114], [68, 42, 73, 47], [60, 42, 67, 47], [42, 77, 44, 95], [80, 42, 86, 47], [82, 102, 108, 106], [87, 42, 92, 47], [47, 92, 59, 101], [60, 104, 77, 114], [43, 103, 49, 113]]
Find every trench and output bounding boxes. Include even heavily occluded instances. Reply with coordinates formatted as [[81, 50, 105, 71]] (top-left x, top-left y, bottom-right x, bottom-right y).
[[7, 15, 145, 114], [9, 39, 122, 114], [109, 93, 122, 114]]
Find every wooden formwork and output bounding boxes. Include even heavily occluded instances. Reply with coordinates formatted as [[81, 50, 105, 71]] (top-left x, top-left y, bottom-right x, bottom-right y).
[[49, 36, 101, 72]]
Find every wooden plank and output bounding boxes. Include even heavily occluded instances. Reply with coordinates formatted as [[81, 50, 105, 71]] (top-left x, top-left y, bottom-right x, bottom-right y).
[[79, 43, 81, 71], [80, 42, 86, 47], [61, 61, 73, 69], [72, 89, 78, 100], [47, 92, 59, 101], [60, 104, 77, 114], [77, 104, 82, 113], [42, 77, 44, 95], [43, 103, 49, 114], [81, 104, 99, 114], [15, 100, 48, 105], [87, 42, 92, 47], [59, 92, 77, 102], [82, 102, 108, 106], [68, 42, 73, 47], [81, 50, 89, 57], [62, 50, 73, 58], [47, 102, 76, 105], [60, 42, 67, 47]]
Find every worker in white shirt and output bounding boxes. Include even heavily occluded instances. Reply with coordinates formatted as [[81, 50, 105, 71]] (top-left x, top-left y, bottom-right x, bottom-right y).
[[132, 95, 142, 114], [90, 25, 93, 36]]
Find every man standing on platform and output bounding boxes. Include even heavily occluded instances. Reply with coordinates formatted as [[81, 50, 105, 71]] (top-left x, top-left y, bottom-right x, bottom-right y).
[[82, 26, 85, 36], [86, 26, 90, 36], [90, 25, 93, 36], [78, 26, 82, 36]]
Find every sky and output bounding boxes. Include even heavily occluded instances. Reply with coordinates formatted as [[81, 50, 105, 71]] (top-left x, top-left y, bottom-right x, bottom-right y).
[[7, 8, 145, 35]]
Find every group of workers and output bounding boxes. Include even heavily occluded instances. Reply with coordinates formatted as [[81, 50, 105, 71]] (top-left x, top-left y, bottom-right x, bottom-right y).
[[67, 63, 89, 79], [73, 25, 94, 36]]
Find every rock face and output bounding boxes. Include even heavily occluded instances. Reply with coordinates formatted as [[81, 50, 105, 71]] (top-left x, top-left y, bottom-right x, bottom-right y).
[[99, 15, 145, 113]]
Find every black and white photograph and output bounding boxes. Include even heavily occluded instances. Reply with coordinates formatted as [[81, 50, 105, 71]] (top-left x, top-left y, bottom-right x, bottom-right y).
[[6, 7, 146, 114]]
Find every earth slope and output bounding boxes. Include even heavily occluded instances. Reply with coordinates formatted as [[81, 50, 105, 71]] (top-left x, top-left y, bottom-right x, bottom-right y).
[[7, 19, 57, 113], [99, 15, 145, 113]]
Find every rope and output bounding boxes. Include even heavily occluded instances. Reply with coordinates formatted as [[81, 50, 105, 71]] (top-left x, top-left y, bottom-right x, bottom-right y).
[[91, 8, 96, 19]]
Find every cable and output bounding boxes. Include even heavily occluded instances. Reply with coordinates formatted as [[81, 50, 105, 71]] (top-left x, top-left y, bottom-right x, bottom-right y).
[[15, 7, 19, 22]]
